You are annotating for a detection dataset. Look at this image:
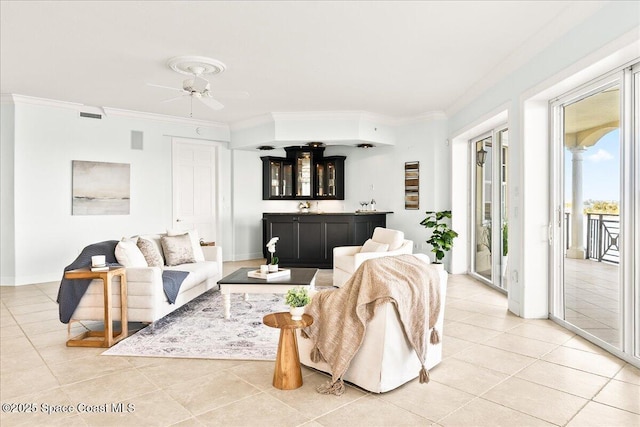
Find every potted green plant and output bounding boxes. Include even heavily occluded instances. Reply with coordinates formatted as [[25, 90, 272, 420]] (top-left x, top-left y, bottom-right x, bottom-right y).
[[419, 210, 459, 265], [285, 286, 310, 320]]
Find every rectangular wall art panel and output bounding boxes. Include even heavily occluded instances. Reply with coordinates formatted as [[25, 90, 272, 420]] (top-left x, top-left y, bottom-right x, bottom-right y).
[[404, 161, 419, 210], [72, 160, 130, 215]]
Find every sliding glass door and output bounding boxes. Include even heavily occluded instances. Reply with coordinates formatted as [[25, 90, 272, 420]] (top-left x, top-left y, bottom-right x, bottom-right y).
[[470, 127, 508, 291], [551, 63, 639, 363]]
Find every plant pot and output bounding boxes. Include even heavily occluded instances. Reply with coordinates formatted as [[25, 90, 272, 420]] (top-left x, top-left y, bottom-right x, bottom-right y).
[[260, 265, 269, 274], [269, 264, 278, 273], [290, 306, 305, 321], [432, 263, 445, 271]]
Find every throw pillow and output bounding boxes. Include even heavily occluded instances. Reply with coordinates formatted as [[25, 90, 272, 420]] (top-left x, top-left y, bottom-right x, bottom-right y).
[[360, 239, 390, 253], [137, 237, 164, 267], [371, 227, 405, 251], [115, 238, 148, 267], [167, 228, 205, 262], [161, 234, 196, 266]]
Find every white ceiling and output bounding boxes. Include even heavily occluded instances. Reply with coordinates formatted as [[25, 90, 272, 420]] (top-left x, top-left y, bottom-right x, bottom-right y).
[[0, 1, 607, 125]]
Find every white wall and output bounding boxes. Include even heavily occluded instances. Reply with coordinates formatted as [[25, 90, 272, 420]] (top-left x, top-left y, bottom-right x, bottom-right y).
[[324, 118, 450, 264], [0, 101, 16, 283], [2, 99, 230, 285]]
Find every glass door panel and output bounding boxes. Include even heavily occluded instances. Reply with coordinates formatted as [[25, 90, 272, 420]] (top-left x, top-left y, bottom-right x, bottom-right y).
[[471, 127, 508, 290], [473, 135, 493, 283], [562, 84, 621, 349], [499, 129, 509, 290]]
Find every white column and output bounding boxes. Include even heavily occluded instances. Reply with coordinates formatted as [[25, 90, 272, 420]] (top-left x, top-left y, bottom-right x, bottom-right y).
[[567, 147, 586, 259]]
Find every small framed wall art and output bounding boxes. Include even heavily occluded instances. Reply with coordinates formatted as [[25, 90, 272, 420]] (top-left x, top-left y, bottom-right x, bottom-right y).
[[404, 161, 419, 210]]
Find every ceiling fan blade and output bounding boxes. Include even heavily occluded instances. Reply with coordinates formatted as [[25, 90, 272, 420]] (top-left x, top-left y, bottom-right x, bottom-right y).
[[211, 90, 250, 100], [198, 95, 224, 110], [147, 82, 186, 93], [161, 95, 186, 103]]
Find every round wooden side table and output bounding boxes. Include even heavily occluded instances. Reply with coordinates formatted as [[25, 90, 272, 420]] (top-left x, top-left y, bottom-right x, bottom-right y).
[[263, 312, 313, 390]]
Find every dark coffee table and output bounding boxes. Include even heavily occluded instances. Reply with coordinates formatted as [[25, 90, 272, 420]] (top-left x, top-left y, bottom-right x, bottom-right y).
[[217, 267, 318, 319]]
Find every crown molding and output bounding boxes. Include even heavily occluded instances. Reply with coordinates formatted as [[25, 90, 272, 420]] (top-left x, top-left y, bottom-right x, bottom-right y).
[[1, 93, 83, 108], [1, 93, 229, 130]]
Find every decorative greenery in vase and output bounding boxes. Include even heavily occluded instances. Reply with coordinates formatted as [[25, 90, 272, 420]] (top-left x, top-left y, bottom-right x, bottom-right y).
[[419, 210, 459, 263], [285, 286, 310, 308]]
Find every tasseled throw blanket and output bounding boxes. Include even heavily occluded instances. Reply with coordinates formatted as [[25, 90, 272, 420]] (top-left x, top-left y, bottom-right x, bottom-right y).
[[301, 254, 441, 395]]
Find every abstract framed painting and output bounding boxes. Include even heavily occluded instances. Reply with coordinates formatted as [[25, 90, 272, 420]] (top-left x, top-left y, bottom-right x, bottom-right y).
[[72, 160, 130, 215]]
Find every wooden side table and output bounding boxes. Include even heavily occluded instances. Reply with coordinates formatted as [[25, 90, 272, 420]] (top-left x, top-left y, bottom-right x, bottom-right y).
[[263, 312, 313, 390], [64, 266, 128, 348]]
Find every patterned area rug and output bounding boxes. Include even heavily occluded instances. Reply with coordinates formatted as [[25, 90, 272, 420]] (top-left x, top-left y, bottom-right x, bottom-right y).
[[102, 269, 333, 361]]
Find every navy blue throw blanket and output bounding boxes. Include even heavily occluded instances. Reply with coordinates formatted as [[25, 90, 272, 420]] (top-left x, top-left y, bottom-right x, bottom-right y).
[[162, 270, 190, 305], [57, 241, 190, 324], [57, 240, 119, 324]]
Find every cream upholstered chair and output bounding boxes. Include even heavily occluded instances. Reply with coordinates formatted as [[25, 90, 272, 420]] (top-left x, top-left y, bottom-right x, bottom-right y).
[[299, 253, 446, 393], [332, 227, 414, 287]]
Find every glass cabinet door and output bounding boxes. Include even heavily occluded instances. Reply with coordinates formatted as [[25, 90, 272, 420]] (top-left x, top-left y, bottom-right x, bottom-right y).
[[316, 163, 325, 196], [296, 152, 312, 197], [282, 163, 293, 197], [269, 161, 281, 197], [327, 162, 336, 197]]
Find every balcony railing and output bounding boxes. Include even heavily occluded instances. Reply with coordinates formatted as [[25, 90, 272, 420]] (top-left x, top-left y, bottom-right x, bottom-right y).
[[564, 212, 620, 264]]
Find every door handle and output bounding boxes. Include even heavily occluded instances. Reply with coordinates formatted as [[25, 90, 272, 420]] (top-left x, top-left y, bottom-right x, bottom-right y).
[[176, 219, 182, 222]]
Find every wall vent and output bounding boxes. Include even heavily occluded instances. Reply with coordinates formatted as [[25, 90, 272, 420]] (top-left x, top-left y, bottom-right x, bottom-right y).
[[79, 112, 102, 119], [131, 130, 143, 150]]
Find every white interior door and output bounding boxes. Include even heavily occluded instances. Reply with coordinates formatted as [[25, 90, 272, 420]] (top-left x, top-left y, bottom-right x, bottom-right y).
[[172, 139, 217, 242]]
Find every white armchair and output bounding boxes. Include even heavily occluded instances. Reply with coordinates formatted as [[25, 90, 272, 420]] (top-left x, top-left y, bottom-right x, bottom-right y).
[[299, 253, 446, 393], [333, 227, 414, 287]]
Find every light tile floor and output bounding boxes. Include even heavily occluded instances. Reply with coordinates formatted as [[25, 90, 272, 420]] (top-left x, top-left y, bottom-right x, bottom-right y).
[[1, 261, 639, 426], [564, 258, 620, 347]]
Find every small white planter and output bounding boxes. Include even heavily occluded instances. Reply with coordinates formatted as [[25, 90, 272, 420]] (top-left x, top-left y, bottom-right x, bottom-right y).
[[290, 306, 305, 321], [268, 264, 279, 273]]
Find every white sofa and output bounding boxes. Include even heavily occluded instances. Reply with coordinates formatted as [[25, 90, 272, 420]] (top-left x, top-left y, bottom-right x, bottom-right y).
[[70, 233, 223, 324], [298, 253, 446, 393], [333, 227, 414, 287]]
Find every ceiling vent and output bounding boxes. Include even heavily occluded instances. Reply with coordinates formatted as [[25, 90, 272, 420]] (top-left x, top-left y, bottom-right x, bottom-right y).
[[79, 112, 102, 119]]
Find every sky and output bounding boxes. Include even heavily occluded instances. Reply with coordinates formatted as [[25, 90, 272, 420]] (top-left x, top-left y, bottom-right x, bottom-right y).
[[565, 129, 620, 203]]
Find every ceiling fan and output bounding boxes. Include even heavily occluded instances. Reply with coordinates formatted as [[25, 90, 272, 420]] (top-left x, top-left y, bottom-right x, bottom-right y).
[[148, 56, 248, 116]]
